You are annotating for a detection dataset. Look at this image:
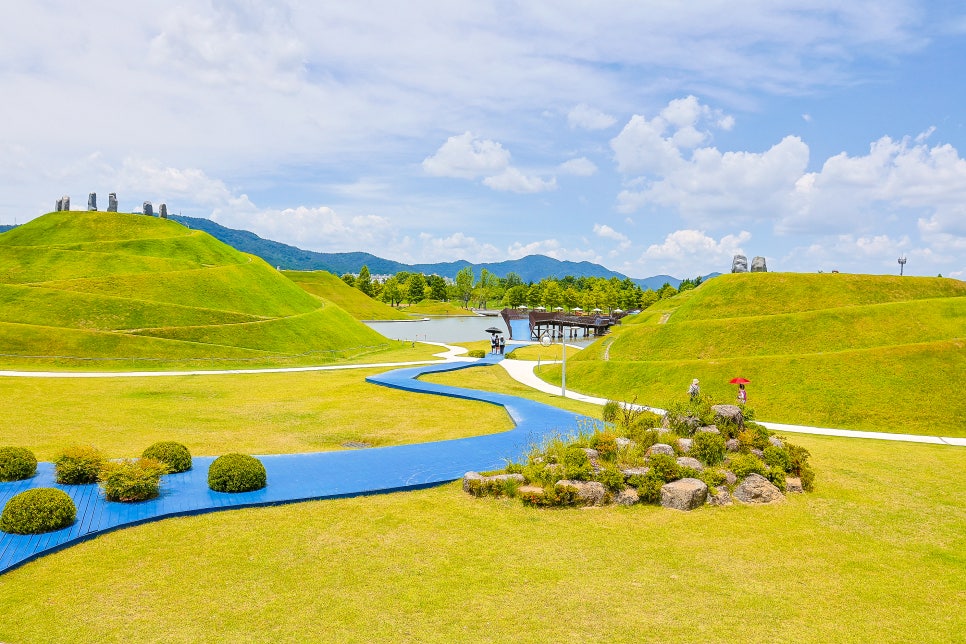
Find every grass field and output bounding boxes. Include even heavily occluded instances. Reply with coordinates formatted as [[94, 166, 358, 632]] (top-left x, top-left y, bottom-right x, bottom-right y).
[[398, 300, 473, 316], [0, 434, 962, 642], [282, 270, 409, 321]]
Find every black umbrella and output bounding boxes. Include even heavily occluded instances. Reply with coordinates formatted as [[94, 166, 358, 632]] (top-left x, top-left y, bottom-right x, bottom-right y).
[[484, 327, 503, 334]]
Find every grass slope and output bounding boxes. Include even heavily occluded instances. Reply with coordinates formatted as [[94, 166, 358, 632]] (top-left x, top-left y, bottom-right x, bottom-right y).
[[282, 270, 408, 320], [0, 212, 394, 369], [565, 273, 966, 436]]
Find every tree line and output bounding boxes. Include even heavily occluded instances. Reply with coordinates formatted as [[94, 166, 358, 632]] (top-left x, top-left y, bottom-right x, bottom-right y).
[[341, 266, 703, 311]]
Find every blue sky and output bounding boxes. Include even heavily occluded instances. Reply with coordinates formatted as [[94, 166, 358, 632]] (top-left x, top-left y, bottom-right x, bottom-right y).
[[2, 1, 965, 279]]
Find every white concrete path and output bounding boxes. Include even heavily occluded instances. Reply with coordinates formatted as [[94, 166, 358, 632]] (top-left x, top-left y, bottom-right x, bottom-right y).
[[498, 357, 966, 447]]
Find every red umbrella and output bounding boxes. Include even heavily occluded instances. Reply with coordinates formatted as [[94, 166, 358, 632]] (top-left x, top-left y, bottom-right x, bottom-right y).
[[729, 377, 750, 384]]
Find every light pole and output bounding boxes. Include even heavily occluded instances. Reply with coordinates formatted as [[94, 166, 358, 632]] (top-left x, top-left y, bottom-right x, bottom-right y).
[[898, 256, 907, 276], [561, 329, 567, 398]]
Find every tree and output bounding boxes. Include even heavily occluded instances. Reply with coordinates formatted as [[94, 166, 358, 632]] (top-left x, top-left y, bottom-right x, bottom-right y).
[[504, 272, 524, 289], [380, 276, 402, 307], [542, 280, 563, 310], [356, 265, 374, 297], [341, 273, 356, 287], [502, 284, 528, 308], [406, 273, 426, 304], [427, 274, 448, 301], [639, 289, 658, 309], [473, 269, 495, 308], [656, 282, 678, 300], [455, 267, 474, 309]]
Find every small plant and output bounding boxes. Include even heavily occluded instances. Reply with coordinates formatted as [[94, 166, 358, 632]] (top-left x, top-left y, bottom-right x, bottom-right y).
[[466, 349, 486, 358], [518, 484, 580, 508], [728, 453, 766, 479], [0, 488, 76, 534], [142, 441, 192, 473], [208, 453, 267, 493], [100, 458, 170, 502], [737, 425, 772, 452], [563, 447, 593, 481], [765, 467, 788, 492], [595, 465, 626, 492], [762, 445, 791, 472], [627, 472, 664, 504], [589, 431, 618, 461], [698, 468, 727, 489], [691, 432, 726, 466], [54, 445, 104, 485], [646, 453, 681, 482], [0, 446, 38, 482], [602, 400, 620, 423]]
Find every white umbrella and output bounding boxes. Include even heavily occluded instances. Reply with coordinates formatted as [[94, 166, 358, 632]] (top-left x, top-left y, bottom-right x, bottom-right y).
[[535, 306, 546, 311], [614, 308, 623, 313], [517, 305, 528, 309], [554, 306, 563, 311], [592, 308, 602, 312], [573, 307, 583, 312]]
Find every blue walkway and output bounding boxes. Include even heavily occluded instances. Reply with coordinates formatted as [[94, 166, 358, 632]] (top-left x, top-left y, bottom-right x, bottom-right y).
[[0, 353, 590, 575]]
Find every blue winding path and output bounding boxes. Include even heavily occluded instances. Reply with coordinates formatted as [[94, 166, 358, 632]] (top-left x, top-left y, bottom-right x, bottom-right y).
[[0, 352, 589, 575]]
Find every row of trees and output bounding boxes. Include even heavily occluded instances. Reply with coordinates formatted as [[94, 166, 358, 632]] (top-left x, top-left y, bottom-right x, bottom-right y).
[[342, 266, 703, 312]]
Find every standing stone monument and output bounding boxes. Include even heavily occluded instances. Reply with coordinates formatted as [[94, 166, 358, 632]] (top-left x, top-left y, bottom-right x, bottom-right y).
[[731, 255, 748, 273], [88, 192, 97, 211], [143, 201, 153, 216], [159, 203, 168, 219], [55, 197, 64, 211], [751, 256, 768, 272], [107, 193, 118, 212], [61, 195, 70, 211]]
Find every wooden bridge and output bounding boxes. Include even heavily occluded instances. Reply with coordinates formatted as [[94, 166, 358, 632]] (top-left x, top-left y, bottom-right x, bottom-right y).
[[501, 308, 624, 341]]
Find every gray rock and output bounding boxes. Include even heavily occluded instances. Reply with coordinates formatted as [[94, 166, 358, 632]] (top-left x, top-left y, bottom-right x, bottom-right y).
[[768, 436, 784, 448], [462, 471, 524, 495], [462, 471, 484, 494], [725, 439, 741, 452], [786, 477, 804, 493], [616, 437, 634, 449], [751, 256, 768, 272], [621, 466, 650, 479], [159, 203, 168, 219], [615, 487, 640, 506], [660, 478, 708, 511], [107, 193, 118, 212], [61, 195, 70, 211], [55, 197, 63, 211], [707, 487, 732, 506], [750, 448, 765, 458], [732, 254, 748, 273], [555, 480, 608, 506], [677, 438, 693, 453], [517, 484, 545, 499], [732, 473, 785, 504], [724, 471, 738, 486], [88, 192, 97, 211], [647, 443, 675, 457], [711, 404, 744, 427], [676, 456, 703, 472], [143, 201, 153, 216], [697, 425, 720, 435]]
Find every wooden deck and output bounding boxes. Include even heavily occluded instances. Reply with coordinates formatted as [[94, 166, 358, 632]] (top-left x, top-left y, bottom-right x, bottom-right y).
[[501, 308, 623, 341]]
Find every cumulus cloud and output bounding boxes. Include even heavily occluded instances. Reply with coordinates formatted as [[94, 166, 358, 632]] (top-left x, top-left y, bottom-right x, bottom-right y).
[[635, 229, 751, 275], [567, 104, 617, 130], [483, 168, 557, 193], [416, 232, 502, 263], [593, 223, 631, 250], [558, 157, 598, 176], [422, 132, 511, 179], [506, 239, 600, 262]]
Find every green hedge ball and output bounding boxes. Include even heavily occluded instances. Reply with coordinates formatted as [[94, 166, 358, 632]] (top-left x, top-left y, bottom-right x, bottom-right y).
[[0, 446, 38, 482], [1, 488, 77, 535], [142, 441, 193, 473], [208, 454, 267, 493]]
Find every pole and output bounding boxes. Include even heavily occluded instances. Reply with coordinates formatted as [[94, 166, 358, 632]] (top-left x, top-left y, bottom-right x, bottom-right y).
[[561, 332, 567, 398]]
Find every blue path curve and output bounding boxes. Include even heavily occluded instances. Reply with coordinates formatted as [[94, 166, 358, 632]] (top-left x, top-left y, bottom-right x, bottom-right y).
[[0, 353, 589, 575]]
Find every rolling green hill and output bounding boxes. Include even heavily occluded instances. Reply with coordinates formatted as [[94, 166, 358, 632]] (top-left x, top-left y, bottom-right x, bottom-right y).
[[553, 272, 966, 436], [0, 212, 395, 369], [281, 270, 409, 320]]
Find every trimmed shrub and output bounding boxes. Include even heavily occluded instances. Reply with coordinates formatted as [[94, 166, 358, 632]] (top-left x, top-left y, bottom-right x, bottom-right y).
[[602, 400, 620, 423], [698, 468, 727, 489], [763, 445, 791, 472], [595, 465, 626, 493], [589, 431, 618, 461], [518, 484, 579, 508], [208, 453, 267, 493], [54, 445, 104, 485], [646, 453, 681, 482], [1, 488, 76, 534], [466, 349, 486, 358], [691, 432, 726, 466], [729, 453, 766, 479], [142, 441, 192, 473], [627, 472, 664, 504], [563, 447, 592, 481], [737, 425, 772, 451], [765, 467, 788, 492], [0, 446, 38, 482], [100, 458, 169, 502]]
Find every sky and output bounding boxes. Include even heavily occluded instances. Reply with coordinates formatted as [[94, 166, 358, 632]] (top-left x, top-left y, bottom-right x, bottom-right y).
[[2, 1, 965, 280]]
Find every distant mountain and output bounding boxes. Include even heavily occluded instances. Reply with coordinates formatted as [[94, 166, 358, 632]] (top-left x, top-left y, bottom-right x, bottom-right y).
[[0, 225, 15, 233], [164, 215, 710, 287]]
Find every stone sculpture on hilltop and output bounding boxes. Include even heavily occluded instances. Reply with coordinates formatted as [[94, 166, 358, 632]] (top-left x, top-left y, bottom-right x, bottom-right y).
[[751, 256, 768, 272], [88, 193, 97, 211], [143, 201, 153, 216], [107, 193, 118, 212], [159, 203, 168, 219], [731, 255, 748, 273]]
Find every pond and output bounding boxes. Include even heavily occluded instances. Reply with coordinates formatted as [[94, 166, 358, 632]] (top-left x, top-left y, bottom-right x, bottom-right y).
[[365, 315, 597, 345]]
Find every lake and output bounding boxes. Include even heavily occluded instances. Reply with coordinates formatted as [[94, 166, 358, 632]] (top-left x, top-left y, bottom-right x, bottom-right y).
[[365, 315, 597, 345]]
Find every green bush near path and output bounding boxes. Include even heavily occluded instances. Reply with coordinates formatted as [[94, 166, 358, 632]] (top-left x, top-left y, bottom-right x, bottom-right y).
[[0, 488, 76, 535], [0, 446, 37, 481]]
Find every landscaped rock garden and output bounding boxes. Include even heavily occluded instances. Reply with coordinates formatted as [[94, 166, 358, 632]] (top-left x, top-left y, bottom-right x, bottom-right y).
[[463, 396, 815, 511]]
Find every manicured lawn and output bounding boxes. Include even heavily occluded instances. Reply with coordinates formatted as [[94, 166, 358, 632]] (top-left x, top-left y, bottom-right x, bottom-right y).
[[0, 365, 512, 460], [0, 435, 962, 642], [398, 300, 474, 316]]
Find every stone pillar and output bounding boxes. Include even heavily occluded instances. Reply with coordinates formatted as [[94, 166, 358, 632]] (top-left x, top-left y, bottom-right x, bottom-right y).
[[731, 255, 748, 273], [88, 192, 97, 211], [159, 203, 168, 219], [55, 198, 64, 212], [107, 193, 118, 212], [751, 256, 768, 272], [143, 201, 153, 216]]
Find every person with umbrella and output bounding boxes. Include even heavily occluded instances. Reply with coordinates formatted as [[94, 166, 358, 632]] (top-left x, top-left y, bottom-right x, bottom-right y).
[[730, 377, 750, 405], [485, 327, 503, 355]]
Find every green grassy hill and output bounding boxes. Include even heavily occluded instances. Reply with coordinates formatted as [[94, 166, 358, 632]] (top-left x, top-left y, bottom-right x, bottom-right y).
[[282, 270, 409, 320], [0, 212, 395, 369], [553, 272, 966, 436]]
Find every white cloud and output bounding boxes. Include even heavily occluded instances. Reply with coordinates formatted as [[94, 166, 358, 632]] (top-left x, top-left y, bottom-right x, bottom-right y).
[[483, 168, 557, 193], [593, 223, 631, 250], [506, 239, 599, 262], [416, 232, 501, 263], [422, 132, 511, 179], [567, 104, 617, 130], [636, 229, 751, 276], [558, 157, 598, 176]]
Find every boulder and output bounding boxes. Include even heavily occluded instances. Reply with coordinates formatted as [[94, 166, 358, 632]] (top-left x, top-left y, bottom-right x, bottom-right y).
[[676, 456, 703, 472], [750, 448, 765, 458], [732, 254, 748, 273], [697, 425, 720, 435], [462, 471, 524, 495], [647, 443, 675, 457], [660, 478, 708, 511], [516, 485, 546, 502], [677, 438, 693, 453], [462, 471, 484, 494], [786, 477, 804, 493], [711, 404, 744, 427], [723, 471, 738, 486], [61, 195, 70, 210], [768, 436, 784, 448], [725, 439, 740, 452], [555, 480, 608, 506], [159, 203, 168, 219], [751, 256, 768, 272], [732, 473, 785, 504], [616, 437, 634, 449], [88, 192, 97, 211], [707, 487, 732, 506], [143, 201, 153, 216], [621, 466, 650, 479], [107, 193, 118, 212], [615, 487, 640, 506]]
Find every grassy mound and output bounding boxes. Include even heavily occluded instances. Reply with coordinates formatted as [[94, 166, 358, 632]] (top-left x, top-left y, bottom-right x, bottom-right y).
[[398, 300, 471, 316], [0, 212, 392, 369], [559, 272, 966, 436], [282, 270, 409, 320]]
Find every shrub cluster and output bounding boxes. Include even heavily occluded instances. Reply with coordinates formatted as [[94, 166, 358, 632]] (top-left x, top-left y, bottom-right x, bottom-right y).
[[466, 349, 487, 358], [54, 445, 104, 485], [99, 458, 169, 502], [208, 454, 267, 493], [142, 441, 192, 473], [0, 488, 76, 534], [0, 446, 38, 482]]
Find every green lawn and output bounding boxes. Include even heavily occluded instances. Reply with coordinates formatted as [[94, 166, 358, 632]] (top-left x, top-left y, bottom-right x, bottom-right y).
[[398, 300, 474, 316], [0, 434, 962, 642], [282, 270, 409, 321]]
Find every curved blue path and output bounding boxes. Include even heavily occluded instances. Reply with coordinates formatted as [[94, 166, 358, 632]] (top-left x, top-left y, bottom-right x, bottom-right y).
[[0, 353, 589, 575]]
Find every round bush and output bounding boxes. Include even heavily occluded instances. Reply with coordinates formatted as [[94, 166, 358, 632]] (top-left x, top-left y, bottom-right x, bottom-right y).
[[0, 488, 76, 534], [0, 446, 38, 482], [692, 432, 726, 466], [54, 445, 104, 485], [100, 458, 169, 502], [208, 453, 267, 493], [142, 441, 192, 473]]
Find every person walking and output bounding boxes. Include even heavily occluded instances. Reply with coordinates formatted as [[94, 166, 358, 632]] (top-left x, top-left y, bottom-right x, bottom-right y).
[[498, 335, 506, 355], [688, 378, 700, 400], [490, 335, 497, 355], [737, 383, 747, 405]]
